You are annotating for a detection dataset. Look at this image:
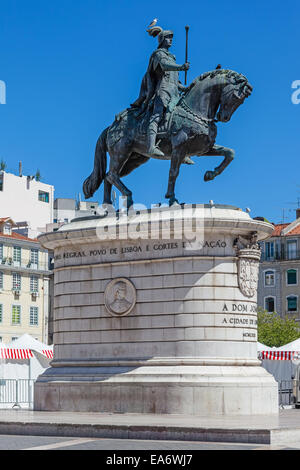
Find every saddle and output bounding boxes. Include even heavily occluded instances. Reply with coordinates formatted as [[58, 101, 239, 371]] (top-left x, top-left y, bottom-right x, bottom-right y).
[[135, 108, 173, 137]]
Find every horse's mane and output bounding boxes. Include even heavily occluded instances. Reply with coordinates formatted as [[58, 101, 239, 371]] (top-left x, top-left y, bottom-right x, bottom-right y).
[[195, 69, 247, 85]]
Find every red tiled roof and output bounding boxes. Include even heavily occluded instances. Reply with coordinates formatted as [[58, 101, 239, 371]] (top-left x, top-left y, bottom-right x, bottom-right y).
[[0, 232, 38, 243], [270, 224, 289, 237], [0, 217, 37, 242], [270, 222, 300, 237], [286, 225, 300, 236]]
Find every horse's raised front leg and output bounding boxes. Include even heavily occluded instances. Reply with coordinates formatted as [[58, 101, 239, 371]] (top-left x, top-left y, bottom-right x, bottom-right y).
[[165, 150, 185, 206], [203, 144, 235, 182]]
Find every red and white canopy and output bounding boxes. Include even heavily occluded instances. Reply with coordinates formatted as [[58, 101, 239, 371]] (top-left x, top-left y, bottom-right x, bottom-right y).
[[260, 350, 299, 361], [41, 349, 53, 359], [1, 334, 53, 360], [0, 348, 33, 360]]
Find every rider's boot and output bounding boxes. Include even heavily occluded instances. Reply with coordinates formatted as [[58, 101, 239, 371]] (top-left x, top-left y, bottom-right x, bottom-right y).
[[147, 121, 165, 157], [183, 157, 194, 165]]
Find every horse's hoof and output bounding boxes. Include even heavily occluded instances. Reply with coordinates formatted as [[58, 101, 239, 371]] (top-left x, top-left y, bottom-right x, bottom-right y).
[[204, 171, 215, 182], [126, 197, 134, 209], [169, 198, 180, 206]]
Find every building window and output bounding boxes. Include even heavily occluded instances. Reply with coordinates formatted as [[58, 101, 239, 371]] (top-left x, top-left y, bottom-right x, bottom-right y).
[[264, 270, 275, 286], [11, 305, 21, 324], [0, 244, 3, 260], [265, 296, 275, 313], [30, 249, 39, 269], [29, 307, 38, 326], [287, 269, 297, 285], [0, 173, 3, 191], [30, 276, 39, 293], [12, 273, 21, 291], [275, 240, 281, 259], [265, 242, 274, 260], [0, 304, 2, 322], [287, 240, 297, 260], [0, 271, 3, 290], [3, 224, 11, 235], [38, 191, 49, 203], [287, 295, 298, 312], [13, 246, 21, 266]]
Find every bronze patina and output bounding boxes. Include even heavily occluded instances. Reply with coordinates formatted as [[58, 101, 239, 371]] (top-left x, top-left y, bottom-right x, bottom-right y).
[[83, 23, 252, 207]]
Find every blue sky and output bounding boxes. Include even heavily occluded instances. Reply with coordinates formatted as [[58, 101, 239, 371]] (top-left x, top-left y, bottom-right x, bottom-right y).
[[0, 0, 299, 223]]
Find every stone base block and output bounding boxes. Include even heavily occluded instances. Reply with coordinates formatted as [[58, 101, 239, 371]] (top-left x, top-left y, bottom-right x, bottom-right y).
[[34, 362, 278, 415], [36, 204, 278, 416]]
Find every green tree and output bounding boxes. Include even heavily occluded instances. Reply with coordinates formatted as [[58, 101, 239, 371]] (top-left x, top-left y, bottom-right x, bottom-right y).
[[0, 160, 6, 171], [257, 308, 300, 347]]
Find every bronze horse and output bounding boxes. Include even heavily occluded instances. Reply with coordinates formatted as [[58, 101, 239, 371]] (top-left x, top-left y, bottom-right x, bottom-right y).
[[83, 69, 252, 207]]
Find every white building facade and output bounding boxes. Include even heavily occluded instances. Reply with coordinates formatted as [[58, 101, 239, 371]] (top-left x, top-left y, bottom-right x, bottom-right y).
[[0, 170, 54, 238], [53, 198, 99, 225]]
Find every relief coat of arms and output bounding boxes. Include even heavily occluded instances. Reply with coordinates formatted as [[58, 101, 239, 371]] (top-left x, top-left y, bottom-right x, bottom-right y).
[[237, 248, 261, 298]]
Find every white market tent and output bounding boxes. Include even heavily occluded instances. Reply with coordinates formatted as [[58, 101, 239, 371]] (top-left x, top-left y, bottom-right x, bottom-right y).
[[6, 334, 53, 360], [258, 340, 300, 383], [278, 338, 300, 352], [0, 334, 53, 381], [257, 341, 273, 352]]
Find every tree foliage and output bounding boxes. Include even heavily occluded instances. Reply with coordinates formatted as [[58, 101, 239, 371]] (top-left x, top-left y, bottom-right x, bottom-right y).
[[257, 308, 300, 347]]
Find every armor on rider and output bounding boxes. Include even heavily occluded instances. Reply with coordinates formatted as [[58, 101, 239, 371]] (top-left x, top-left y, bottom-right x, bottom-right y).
[[131, 27, 190, 158]]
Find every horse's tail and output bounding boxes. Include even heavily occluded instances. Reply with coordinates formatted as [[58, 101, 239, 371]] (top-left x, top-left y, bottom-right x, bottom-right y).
[[83, 127, 109, 199]]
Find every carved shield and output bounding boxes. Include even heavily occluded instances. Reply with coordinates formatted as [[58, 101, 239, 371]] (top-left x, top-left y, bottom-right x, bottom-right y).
[[237, 249, 260, 298]]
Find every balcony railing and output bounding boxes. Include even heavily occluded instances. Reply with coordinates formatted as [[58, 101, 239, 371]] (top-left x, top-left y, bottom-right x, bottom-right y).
[[0, 257, 51, 272], [261, 251, 300, 262]]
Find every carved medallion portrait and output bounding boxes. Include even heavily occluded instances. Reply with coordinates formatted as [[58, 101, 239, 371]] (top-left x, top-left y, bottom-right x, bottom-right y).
[[104, 278, 136, 316]]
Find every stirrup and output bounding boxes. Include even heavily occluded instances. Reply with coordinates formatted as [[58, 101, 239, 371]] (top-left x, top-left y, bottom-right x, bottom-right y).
[[148, 146, 165, 157]]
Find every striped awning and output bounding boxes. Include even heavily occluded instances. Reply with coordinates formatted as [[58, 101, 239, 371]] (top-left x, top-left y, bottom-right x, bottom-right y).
[[0, 347, 53, 360], [41, 349, 53, 359], [260, 350, 300, 360], [0, 348, 33, 359]]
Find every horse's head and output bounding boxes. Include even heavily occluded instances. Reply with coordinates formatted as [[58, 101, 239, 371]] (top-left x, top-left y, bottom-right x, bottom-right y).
[[216, 70, 252, 122], [184, 69, 252, 123]]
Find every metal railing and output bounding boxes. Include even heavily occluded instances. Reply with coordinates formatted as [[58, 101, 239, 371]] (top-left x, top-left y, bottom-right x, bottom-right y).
[[278, 380, 294, 406], [0, 379, 35, 408], [261, 251, 300, 262], [0, 257, 51, 272]]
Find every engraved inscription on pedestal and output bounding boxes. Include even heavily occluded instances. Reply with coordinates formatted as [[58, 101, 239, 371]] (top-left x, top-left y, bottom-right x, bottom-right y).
[[104, 277, 136, 317]]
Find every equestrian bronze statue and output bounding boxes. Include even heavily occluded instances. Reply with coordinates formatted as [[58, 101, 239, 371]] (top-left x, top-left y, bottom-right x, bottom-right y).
[[83, 24, 252, 207]]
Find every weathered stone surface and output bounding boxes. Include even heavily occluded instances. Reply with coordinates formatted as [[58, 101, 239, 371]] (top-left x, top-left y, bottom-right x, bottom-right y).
[[34, 204, 278, 415]]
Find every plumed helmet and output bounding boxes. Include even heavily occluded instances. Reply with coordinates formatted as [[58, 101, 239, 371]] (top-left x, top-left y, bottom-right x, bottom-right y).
[[147, 25, 173, 46]]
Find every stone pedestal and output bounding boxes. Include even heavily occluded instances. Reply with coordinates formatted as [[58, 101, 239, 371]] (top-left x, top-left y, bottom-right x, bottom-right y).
[[34, 204, 278, 415]]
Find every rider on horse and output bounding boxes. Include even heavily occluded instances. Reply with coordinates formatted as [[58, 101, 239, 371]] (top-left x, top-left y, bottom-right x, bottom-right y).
[[131, 25, 193, 163]]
